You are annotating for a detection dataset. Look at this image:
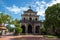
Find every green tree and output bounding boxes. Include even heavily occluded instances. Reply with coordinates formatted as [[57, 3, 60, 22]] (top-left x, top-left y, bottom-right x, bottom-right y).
[[11, 19, 22, 35], [40, 26, 46, 35], [11, 19, 21, 27], [15, 27, 22, 35], [0, 12, 11, 25], [6, 25, 14, 32], [44, 3, 60, 35]]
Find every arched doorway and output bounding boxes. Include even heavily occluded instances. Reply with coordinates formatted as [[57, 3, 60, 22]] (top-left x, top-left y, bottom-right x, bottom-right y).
[[35, 26, 40, 33], [21, 25, 25, 33], [29, 17, 32, 20], [28, 24, 32, 33]]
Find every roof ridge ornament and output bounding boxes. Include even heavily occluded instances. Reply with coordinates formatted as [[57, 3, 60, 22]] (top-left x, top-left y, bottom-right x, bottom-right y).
[[29, 6, 31, 9]]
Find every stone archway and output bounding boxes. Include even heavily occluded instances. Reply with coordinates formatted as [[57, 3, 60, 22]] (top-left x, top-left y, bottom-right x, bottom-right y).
[[35, 26, 40, 33], [21, 25, 25, 33], [29, 17, 32, 20], [28, 24, 32, 33]]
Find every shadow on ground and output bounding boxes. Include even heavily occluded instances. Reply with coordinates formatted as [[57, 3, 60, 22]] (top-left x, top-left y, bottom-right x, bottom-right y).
[[10, 37, 45, 40]]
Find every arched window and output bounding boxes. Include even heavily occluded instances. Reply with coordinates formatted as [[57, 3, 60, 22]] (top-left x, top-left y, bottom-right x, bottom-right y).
[[24, 18, 25, 20], [35, 18, 37, 21]]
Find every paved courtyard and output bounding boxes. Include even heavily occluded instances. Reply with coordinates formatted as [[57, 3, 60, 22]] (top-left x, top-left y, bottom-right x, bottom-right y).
[[0, 35, 59, 40], [0, 33, 59, 40]]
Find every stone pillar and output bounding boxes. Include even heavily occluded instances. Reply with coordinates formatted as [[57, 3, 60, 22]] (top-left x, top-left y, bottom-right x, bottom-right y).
[[25, 24, 28, 34], [33, 26, 35, 34], [2, 30, 5, 35]]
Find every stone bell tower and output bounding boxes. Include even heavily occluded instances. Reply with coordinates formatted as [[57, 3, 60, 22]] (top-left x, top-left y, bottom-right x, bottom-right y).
[[19, 6, 42, 34], [22, 6, 39, 21]]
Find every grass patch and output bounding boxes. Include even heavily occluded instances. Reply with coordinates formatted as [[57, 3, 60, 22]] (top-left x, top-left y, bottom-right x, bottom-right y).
[[44, 35, 57, 38]]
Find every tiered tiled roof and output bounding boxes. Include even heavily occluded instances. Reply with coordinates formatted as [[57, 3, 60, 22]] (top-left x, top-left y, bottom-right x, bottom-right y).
[[0, 25, 7, 30]]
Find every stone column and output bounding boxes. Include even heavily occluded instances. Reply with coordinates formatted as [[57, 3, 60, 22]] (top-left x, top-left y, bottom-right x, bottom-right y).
[[34, 26, 36, 34], [25, 24, 28, 34], [32, 25, 35, 34], [2, 30, 4, 35]]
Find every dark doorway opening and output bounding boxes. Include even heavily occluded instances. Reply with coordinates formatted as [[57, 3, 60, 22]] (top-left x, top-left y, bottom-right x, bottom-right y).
[[35, 26, 40, 33], [28, 24, 32, 33], [24, 18, 25, 20], [21, 25, 25, 33], [35, 18, 37, 21], [29, 17, 32, 20]]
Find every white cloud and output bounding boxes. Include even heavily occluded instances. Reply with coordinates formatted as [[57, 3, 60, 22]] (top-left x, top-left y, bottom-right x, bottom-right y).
[[41, 1, 46, 4], [20, 7, 29, 11], [32, 0, 60, 17], [36, 1, 41, 5], [6, 5, 21, 14], [6, 5, 29, 14], [46, 0, 60, 7], [32, 1, 46, 16]]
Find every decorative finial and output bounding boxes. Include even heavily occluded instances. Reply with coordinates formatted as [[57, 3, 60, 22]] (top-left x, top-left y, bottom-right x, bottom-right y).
[[29, 6, 31, 9]]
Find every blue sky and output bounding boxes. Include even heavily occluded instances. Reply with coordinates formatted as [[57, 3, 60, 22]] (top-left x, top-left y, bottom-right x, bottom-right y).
[[0, 0, 60, 21]]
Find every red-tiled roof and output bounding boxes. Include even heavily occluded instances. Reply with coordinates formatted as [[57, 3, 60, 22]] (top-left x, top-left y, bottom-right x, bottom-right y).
[[0, 26, 7, 30]]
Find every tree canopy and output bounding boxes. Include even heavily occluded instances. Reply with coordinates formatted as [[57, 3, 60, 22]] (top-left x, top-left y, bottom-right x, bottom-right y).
[[44, 3, 60, 34], [0, 12, 11, 25]]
